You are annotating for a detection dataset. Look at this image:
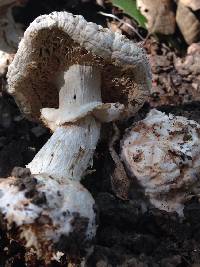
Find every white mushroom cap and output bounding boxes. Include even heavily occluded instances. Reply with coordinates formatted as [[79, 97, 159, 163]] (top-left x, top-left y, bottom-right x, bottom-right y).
[[0, 170, 97, 263], [121, 109, 200, 216], [7, 11, 151, 122]]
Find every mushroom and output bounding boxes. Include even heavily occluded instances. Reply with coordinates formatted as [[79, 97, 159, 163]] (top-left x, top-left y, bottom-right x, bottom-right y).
[[7, 11, 151, 182], [121, 109, 200, 216], [0, 167, 97, 263], [3, 11, 151, 262]]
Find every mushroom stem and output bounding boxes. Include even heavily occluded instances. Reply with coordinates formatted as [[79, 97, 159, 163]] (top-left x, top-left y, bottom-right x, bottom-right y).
[[27, 65, 102, 182], [27, 117, 100, 182]]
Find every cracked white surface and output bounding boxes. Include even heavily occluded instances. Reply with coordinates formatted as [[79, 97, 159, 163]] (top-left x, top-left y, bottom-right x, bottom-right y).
[[0, 174, 96, 262], [121, 109, 200, 215]]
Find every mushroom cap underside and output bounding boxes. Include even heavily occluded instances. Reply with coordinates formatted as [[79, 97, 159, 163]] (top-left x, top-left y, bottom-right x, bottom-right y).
[[7, 11, 151, 122]]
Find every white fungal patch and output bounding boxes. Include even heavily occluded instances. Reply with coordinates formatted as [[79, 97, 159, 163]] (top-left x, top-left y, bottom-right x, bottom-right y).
[[0, 178, 42, 226], [0, 175, 96, 262], [121, 109, 200, 216]]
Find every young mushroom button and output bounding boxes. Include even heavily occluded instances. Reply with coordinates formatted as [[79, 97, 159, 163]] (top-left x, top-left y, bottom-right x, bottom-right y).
[[121, 109, 200, 216], [7, 11, 151, 182]]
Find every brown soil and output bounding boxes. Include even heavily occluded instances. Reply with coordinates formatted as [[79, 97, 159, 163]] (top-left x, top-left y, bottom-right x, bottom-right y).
[[1, 93, 200, 267]]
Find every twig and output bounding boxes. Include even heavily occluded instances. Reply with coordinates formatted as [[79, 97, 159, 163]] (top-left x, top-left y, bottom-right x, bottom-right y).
[[109, 123, 121, 165], [109, 123, 130, 200], [99, 11, 144, 41]]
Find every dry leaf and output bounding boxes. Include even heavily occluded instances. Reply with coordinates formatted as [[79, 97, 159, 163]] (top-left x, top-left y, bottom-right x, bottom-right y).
[[187, 43, 200, 54], [0, 0, 26, 10], [0, 0, 16, 8], [107, 21, 122, 34], [0, 7, 23, 75], [96, 0, 104, 7], [137, 0, 176, 34], [147, 39, 200, 107], [176, 2, 200, 44], [175, 43, 200, 76], [180, 0, 200, 11]]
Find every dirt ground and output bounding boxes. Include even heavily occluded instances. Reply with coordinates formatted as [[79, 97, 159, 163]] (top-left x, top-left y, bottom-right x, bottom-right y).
[[0, 1, 200, 266]]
